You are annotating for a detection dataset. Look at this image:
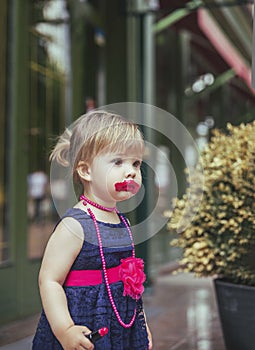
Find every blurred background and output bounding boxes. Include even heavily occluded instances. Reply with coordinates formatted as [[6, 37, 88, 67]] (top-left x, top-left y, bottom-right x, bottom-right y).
[[0, 0, 254, 347]]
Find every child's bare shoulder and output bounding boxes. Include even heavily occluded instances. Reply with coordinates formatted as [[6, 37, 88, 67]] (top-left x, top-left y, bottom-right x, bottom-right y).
[[54, 216, 84, 242]]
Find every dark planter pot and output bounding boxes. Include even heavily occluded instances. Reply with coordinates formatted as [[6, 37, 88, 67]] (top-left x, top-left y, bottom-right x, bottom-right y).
[[214, 278, 255, 350]]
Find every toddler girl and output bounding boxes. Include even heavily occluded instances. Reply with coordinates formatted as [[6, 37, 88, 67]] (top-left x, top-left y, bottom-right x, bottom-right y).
[[32, 111, 152, 349]]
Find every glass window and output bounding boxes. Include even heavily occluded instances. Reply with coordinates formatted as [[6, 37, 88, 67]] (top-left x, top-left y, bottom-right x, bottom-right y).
[[27, 1, 67, 259]]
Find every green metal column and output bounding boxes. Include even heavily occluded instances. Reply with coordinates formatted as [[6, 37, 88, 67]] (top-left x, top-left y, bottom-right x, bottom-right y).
[[9, 0, 30, 318], [166, 30, 188, 195], [67, 0, 87, 119], [141, 11, 156, 286], [127, 12, 142, 102], [0, 0, 18, 324], [105, 0, 127, 103], [127, 3, 156, 286], [143, 13, 155, 106]]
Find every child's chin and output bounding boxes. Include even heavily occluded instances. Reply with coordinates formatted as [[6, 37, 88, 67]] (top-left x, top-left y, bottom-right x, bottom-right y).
[[117, 191, 134, 201]]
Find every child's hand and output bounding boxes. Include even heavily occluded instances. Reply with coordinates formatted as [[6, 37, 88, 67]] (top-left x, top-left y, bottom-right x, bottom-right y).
[[59, 325, 94, 350]]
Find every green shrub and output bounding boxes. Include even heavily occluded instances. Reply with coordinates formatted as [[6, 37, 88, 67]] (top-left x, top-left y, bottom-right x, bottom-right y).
[[167, 122, 255, 285]]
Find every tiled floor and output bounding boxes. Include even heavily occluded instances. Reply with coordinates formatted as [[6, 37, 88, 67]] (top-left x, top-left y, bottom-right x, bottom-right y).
[[0, 273, 225, 350]]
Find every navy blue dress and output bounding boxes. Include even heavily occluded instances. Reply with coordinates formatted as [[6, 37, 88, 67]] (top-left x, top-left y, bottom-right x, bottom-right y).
[[32, 208, 149, 349]]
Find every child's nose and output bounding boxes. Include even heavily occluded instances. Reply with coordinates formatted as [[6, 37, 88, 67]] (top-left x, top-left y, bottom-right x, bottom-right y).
[[125, 164, 136, 178]]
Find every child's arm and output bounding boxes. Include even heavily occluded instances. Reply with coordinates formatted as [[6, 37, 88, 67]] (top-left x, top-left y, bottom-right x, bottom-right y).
[[38, 217, 94, 350]]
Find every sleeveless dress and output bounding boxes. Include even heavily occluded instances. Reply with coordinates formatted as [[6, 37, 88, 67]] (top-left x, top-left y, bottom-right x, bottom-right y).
[[32, 208, 149, 350]]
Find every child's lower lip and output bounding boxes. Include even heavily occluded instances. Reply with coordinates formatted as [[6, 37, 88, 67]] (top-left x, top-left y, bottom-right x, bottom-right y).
[[115, 180, 140, 194]]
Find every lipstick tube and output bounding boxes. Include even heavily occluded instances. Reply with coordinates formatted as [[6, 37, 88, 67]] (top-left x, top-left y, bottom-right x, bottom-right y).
[[83, 327, 108, 343]]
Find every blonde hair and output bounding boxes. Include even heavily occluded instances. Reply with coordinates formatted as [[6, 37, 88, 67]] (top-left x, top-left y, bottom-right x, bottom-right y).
[[50, 110, 144, 184]]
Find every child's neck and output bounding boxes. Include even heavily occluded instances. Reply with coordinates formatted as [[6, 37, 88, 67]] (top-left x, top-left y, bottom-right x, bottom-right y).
[[79, 194, 120, 224], [81, 194, 117, 211]]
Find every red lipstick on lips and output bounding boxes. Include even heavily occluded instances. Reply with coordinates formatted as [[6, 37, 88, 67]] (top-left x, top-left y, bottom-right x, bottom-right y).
[[115, 180, 140, 194], [84, 327, 108, 343]]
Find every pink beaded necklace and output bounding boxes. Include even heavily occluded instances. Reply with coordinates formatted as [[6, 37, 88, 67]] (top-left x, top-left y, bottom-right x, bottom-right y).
[[80, 194, 137, 328]]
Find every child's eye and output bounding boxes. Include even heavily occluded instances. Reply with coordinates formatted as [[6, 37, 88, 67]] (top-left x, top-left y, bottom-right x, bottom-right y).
[[133, 160, 142, 168], [113, 158, 123, 165]]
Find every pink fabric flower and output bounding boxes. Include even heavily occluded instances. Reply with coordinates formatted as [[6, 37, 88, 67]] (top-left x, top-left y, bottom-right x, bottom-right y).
[[119, 257, 146, 300]]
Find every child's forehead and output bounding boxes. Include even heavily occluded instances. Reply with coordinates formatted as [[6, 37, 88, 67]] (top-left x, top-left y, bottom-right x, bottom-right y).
[[106, 150, 143, 158], [100, 139, 144, 155]]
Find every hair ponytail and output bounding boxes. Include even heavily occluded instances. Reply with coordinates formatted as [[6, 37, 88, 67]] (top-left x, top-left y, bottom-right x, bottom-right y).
[[49, 128, 72, 167]]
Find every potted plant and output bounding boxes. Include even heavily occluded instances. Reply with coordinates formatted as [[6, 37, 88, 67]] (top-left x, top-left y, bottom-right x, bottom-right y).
[[166, 121, 255, 350]]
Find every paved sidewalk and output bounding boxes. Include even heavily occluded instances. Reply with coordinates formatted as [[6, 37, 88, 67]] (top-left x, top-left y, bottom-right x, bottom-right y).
[[0, 314, 39, 350], [0, 273, 225, 350], [0, 337, 33, 350], [144, 273, 225, 350]]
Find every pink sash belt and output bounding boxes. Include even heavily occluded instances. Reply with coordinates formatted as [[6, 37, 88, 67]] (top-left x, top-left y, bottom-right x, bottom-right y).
[[64, 265, 121, 286]]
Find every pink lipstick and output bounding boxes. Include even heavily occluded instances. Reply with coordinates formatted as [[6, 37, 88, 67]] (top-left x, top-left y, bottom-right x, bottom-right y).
[[115, 180, 140, 194], [84, 327, 108, 343]]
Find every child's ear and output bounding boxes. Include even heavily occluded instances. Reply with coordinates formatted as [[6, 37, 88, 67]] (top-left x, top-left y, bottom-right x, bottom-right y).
[[76, 161, 91, 182]]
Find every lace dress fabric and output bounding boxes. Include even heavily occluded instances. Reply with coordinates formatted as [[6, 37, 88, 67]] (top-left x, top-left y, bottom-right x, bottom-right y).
[[32, 208, 149, 349]]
